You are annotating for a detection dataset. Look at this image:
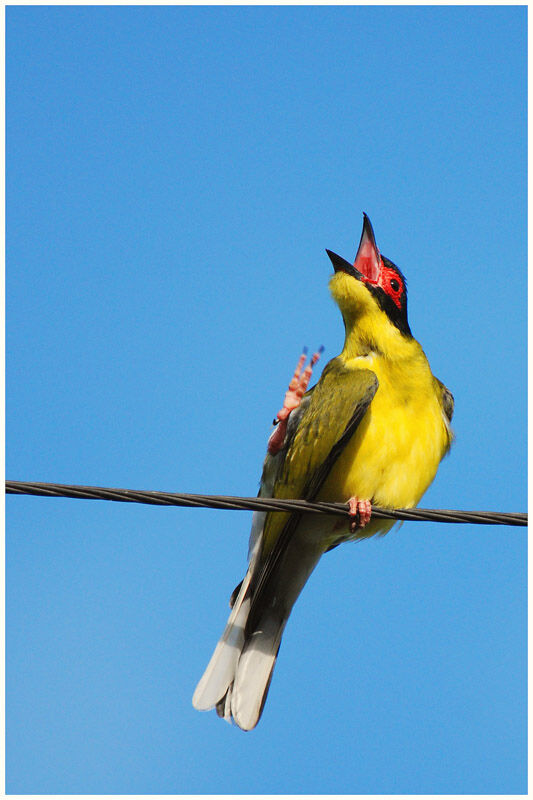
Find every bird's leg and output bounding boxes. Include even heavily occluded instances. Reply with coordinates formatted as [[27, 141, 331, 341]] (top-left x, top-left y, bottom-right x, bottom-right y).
[[267, 346, 323, 455], [347, 497, 372, 533]]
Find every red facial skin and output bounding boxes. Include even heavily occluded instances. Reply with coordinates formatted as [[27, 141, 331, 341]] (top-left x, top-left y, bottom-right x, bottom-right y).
[[361, 259, 405, 310]]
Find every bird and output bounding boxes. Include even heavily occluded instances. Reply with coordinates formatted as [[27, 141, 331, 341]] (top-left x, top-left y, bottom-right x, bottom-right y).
[[192, 213, 454, 730]]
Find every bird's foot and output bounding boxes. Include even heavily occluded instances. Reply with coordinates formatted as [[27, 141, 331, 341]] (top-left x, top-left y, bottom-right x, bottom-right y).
[[267, 346, 324, 455], [347, 497, 372, 533]]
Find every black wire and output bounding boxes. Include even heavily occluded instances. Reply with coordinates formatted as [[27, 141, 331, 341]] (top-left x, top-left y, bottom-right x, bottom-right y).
[[5, 480, 527, 526]]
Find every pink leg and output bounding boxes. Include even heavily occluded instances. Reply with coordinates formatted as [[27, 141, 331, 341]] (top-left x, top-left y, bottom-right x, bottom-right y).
[[267, 346, 323, 455], [347, 497, 372, 533]]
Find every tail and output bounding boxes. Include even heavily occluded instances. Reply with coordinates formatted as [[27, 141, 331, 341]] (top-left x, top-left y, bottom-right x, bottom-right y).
[[192, 566, 253, 715], [193, 529, 323, 730], [192, 563, 283, 731]]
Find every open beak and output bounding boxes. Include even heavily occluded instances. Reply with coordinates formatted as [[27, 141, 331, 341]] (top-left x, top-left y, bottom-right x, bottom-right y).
[[326, 249, 362, 279], [326, 213, 381, 284]]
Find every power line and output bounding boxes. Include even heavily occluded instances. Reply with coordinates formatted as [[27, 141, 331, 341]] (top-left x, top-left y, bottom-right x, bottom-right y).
[[5, 480, 527, 526]]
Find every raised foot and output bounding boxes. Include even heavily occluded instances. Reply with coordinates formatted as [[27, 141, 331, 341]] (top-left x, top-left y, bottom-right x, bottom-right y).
[[267, 346, 324, 455], [347, 497, 372, 533]]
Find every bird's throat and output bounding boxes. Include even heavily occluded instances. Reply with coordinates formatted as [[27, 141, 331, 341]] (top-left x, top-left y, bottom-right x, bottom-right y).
[[340, 308, 417, 363]]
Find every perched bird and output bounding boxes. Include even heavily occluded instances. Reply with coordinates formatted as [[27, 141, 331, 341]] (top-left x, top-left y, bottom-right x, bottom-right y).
[[193, 214, 454, 730]]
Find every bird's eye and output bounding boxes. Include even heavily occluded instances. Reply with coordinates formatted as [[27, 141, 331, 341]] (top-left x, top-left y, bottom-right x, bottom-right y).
[[390, 279, 400, 292]]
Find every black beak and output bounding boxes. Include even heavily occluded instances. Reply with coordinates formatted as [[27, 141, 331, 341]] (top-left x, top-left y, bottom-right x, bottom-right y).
[[326, 249, 363, 280], [327, 213, 381, 284]]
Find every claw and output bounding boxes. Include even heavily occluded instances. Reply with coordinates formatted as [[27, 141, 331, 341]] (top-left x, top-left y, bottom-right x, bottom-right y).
[[267, 346, 324, 455], [347, 497, 372, 533]]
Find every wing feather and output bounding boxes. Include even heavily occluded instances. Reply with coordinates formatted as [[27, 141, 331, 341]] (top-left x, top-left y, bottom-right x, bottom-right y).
[[246, 359, 378, 633], [261, 358, 378, 556]]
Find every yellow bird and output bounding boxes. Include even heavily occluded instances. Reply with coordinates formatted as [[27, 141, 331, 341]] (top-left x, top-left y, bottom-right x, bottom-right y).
[[193, 214, 454, 730]]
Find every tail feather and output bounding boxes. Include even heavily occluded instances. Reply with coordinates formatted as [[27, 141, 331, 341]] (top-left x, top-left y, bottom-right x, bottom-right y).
[[230, 619, 283, 730], [192, 573, 252, 711], [193, 518, 327, 729], [215, 683, 233, 722]]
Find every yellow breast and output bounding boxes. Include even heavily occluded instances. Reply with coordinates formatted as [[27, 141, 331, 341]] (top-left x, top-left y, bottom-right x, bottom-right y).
[[318, 351, 450, 513]]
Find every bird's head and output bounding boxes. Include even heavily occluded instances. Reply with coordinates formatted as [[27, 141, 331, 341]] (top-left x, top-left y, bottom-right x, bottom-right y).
[[327, 214, 412, 340]]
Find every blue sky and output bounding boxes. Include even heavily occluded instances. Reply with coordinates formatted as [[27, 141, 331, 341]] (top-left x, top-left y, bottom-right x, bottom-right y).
[[6, 5, 526, 794]]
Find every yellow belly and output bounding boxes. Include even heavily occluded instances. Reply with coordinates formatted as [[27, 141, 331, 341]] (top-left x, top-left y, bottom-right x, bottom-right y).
[[318, 354, 449, 514]]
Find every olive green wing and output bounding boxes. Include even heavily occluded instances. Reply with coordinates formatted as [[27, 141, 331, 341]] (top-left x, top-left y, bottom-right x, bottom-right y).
[[436, 378, 454, 423], [260, 357, 379, 557], [245, 358, 378, 634], [434, 376, 454, 453]]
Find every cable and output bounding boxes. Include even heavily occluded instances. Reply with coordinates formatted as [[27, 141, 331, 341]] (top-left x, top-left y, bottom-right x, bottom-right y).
[[5, 480, 527, 526]]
